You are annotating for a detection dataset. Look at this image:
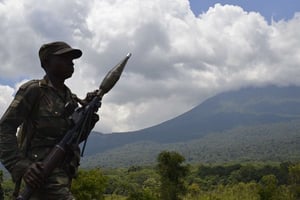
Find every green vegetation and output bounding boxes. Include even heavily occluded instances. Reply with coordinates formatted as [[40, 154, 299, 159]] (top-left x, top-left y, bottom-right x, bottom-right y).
[[1, 175, 14, 200], [71, 168, 107, 199], [0, 171, 3, 200], [102, 160, 299, 200], [157, 151, 189, 200], [83, 120, 300, 168], [1, 152, 299, 200]]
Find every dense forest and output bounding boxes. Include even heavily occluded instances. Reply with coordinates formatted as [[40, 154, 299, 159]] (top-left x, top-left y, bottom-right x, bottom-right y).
[[1, 151, 299, 200]]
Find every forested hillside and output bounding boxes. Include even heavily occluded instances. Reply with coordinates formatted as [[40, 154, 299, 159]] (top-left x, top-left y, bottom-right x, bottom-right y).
[[82, 119, 300, 168]]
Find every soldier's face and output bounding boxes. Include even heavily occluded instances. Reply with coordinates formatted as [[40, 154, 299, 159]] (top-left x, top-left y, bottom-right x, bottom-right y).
[[47, 54, 75, 80]]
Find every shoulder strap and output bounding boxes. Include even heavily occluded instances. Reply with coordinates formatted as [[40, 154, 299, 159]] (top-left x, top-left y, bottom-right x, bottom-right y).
[[17, 80, 45, 153]]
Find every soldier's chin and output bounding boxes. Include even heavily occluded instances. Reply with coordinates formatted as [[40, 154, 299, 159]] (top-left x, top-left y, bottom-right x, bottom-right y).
[[67, 71, 74, 78]]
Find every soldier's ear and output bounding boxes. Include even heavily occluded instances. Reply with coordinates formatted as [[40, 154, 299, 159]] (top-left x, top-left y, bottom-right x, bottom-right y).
[[41, 57, 52, 69]]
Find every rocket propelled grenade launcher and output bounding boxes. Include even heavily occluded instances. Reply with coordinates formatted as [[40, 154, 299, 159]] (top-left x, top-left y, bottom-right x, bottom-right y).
[[16, 53, 132, 200], [97, 53, 131, 98]]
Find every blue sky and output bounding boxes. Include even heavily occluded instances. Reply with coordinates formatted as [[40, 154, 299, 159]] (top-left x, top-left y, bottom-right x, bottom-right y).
[[189, 0, 300, 22]]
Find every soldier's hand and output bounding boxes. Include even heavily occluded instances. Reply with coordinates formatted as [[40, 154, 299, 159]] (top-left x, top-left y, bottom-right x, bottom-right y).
[[76, 90, 99, 106], [82, 90, 99, 105], [23, 162, 45, 189]]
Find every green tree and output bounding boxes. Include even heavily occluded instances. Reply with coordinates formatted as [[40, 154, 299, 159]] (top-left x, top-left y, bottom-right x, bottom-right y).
[[1, 178, 14, 200], [71, 168, 107, 200], [258, 174, 278, 200], [289, 163, 300, 199], [156, 151, 189, 200], [143, 177, 160, 198], [187, 183, 201, 197], [126, 190, 157, 200]]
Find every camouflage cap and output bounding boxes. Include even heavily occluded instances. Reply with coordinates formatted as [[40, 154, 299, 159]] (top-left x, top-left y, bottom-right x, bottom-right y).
[[39, 41, 82, 62]]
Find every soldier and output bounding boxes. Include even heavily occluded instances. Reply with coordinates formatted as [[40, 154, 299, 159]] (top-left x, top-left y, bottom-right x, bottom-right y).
[[0, 41, 90, 199]]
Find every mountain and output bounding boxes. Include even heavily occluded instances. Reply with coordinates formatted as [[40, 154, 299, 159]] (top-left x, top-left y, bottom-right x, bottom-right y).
[[81, 85, 300, 168]]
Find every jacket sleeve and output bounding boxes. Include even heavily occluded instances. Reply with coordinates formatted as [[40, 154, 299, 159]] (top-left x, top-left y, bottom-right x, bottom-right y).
[[0, 81, 40, 173]]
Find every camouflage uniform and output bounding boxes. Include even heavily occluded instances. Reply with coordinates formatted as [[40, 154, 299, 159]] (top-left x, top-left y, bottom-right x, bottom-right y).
[[0, 76, 80, 199]]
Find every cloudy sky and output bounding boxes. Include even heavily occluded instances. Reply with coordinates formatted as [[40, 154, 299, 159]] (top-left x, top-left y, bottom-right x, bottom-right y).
[[0, 0, 299, 133]]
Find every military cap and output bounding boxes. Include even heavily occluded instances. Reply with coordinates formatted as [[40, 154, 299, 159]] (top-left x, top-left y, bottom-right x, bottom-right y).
[[39, 41, 82, 62]]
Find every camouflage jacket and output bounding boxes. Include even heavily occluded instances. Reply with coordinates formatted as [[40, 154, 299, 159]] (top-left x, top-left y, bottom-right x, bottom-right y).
[[0, 76, 79, 180]]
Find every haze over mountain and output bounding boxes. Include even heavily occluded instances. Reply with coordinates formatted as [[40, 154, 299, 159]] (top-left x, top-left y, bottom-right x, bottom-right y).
[[81, 85, 300, 168]]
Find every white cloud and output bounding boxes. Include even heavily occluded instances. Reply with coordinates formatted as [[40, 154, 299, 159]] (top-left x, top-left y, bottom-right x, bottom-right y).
[[0, 85, 14, 117], [0, 1, 299, 133]]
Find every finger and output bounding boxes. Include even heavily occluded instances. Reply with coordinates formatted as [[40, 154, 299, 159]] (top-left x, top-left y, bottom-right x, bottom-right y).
[[25, 170, 44, 184], [36, 162, 44, 171], [30, 164, 44, 176], [31, 168, 45, 180], [24, 175, 41, 189], [24, 167, 45, 188], [26, 177, 44, 189]]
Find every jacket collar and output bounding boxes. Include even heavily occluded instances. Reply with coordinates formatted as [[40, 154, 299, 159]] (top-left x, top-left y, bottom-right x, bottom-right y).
[[39, 75, 70, 92]]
